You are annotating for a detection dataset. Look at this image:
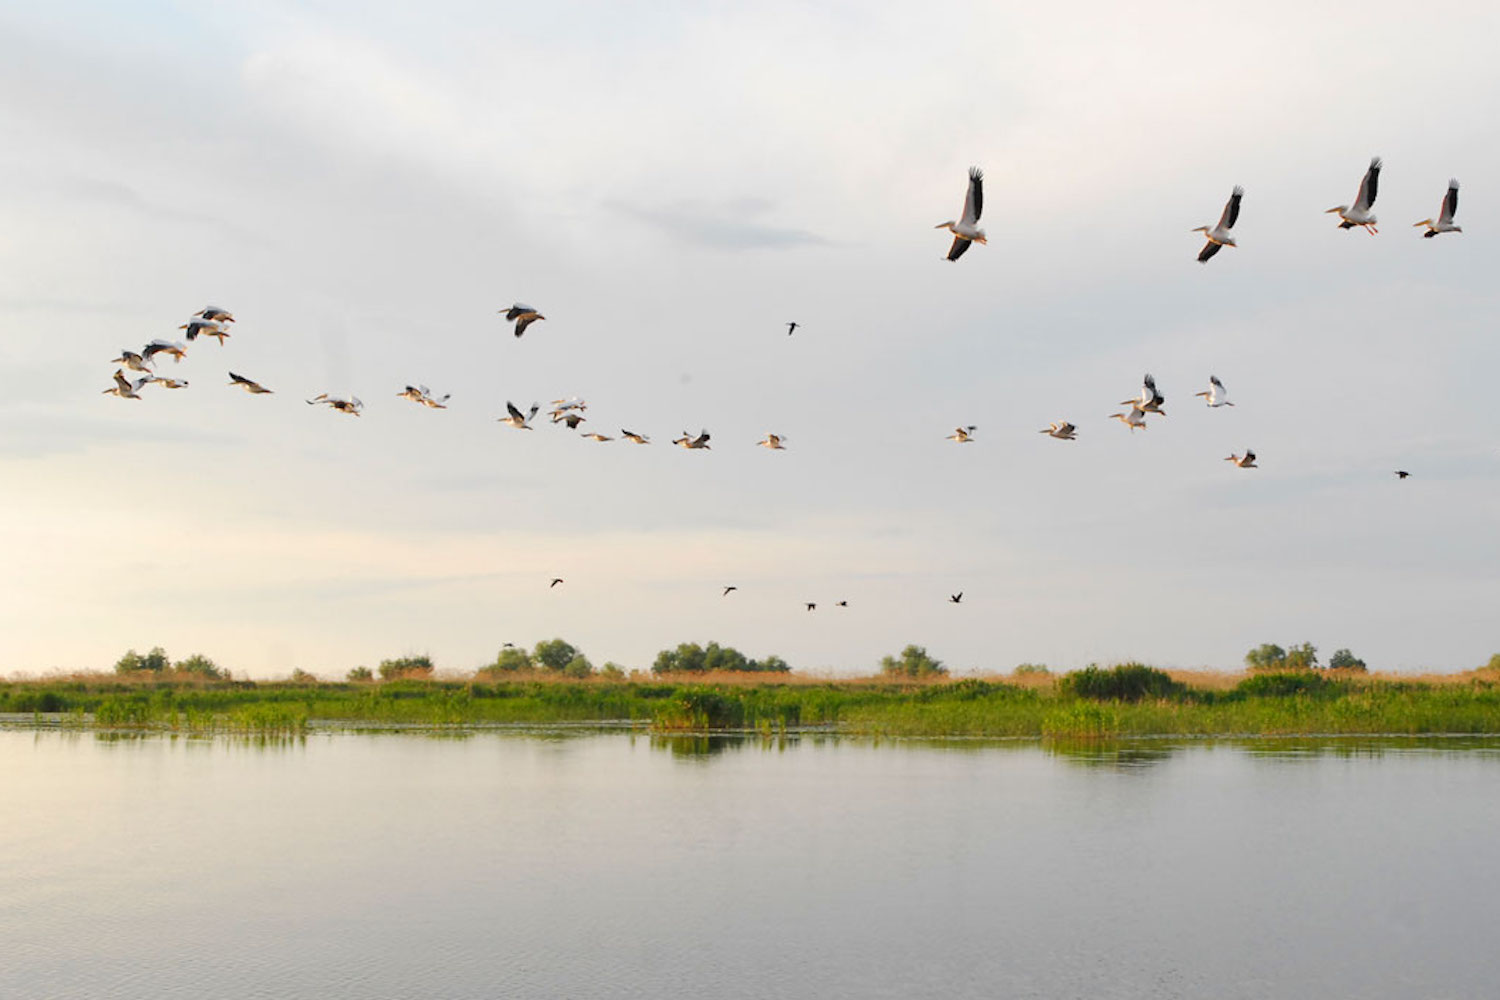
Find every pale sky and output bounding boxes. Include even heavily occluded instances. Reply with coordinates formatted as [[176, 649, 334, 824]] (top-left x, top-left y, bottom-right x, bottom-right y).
[[3, 0, 1498, 678]]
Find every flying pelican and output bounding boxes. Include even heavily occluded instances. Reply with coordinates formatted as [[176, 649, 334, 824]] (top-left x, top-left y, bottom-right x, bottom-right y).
[[196, 306, 235, 323], [228, 372, 273, 394], [558, 413, 587, 429], [307, 394, 363, 415], [805, 602, 816, 612], [103, 369, 146, 399], [397, 385, 426, 404], [786, 322, 799, 336], [180, 318, 229, 344], [1193, 185, 1243, 263], [501, 304, 545, 337], [947, 425, 977, 443], [500, 401, 540, 429], [1122, 373, 1166, 415], [549, 398, 586, 418], [421, 392, 450, 409], [836, 600, 848, 608], [549, 578, 564, 588], [1040, 421, 1077, 440], [1109, 406, 1148, 432], [1194, 375, 1234, 407], [581, 432, 614, 442], [757, 433, 787, 450], [620, 429, 650, 445], [673, 430, 711, 449], [144, 374, 189, 389], [1226, 450, 1257, 468], [142, 339, 187, 365], [949, 592, 963, 604], [937, 167, 986, 261], [1395, 470, 1411, 479], [722, 586, 737, 596], [1414, 179, 1462, 237], [1327, 157, 1382, 234], [111, 348, 152, 372]]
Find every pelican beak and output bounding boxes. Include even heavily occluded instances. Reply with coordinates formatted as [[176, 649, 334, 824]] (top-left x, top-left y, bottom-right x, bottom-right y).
[[975, 236, 988, 244], [1324, 207, 1342, 214]]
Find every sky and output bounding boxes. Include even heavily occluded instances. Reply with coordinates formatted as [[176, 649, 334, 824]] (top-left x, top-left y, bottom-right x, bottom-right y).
[[2, 0, 1498, 678]]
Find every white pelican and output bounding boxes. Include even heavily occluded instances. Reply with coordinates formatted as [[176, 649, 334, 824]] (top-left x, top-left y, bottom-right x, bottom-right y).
[[947, 425, 977, 443], [103, 369, 146, 399], [1414, 179, 1462, 237], [550, 397, 586, 414], [501, 304, 545, 337], [1040, 421, 1077, 440], [581, 432, 614, 442], [1109, 406, 1147, 432], [1194, 375, 1234, 407], [1225, 450, 1257, 468], [621, 429, 650, 444], [1122, 373, 1165, 415], [228, 371, 273, 394], [936, 167, 986, 261], [180, 318, 229, 344], [1193, 186, 1243, 263], [421, 391, 450, 409], [196, 306, 235, 323], [142, 339, 187, 365], [145, 374, 189, 389], [308, 393, 363, 416], [757, 433, 787, 450], [397, 385, 425, 404], [500, 401, 540, 429], [1327, 157, 1382, 234], [673, 430, 711, 449], [111, 348, 152, 372]]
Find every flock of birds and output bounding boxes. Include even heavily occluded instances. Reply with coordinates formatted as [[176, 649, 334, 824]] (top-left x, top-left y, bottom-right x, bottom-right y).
[[100, 157, 1452, 605]]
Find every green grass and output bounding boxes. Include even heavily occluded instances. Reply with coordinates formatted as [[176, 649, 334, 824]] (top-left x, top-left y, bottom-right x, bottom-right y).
[[3, 668, 1500, 737]]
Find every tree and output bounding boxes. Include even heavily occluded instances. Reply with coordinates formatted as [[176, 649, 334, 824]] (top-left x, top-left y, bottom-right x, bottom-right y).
[[751, 654, 792, 674], [562, 654, 595, 678], [880, 644, 947, 678], [651, 642, 789, 674], [289, 668, 318, 684], [173, 653, 224, 680], [1244, 644, 1287, 671], [653, 642, 708, 674], [481, 647, 533, 675], [1485, 653, 1500, 673], [115, 646, 170, 674], [599, 662, 627, 681], [1284, 643, 1319, 671], [533, 638, 581, 672], [378, 655, 434, 680], [114, 649, 145, 674], [1328, 648, 1367, 672], [347, 666, 374, 682]]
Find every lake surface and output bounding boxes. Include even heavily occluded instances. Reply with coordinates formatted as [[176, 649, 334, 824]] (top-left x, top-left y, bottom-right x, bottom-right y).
[[3, 727, 1498, 999]]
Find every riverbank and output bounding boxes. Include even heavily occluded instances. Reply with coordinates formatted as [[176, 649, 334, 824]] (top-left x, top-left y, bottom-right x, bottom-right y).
[[4, 665, 1500, 737]]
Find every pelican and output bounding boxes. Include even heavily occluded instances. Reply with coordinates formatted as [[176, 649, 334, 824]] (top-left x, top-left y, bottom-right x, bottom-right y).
[[836, 600, 848, 607], [581, 432, 614, 442], [786, 322, 799, 336], [180, 318, 229, 344], [673, 430, 711, 449], [1225, 450, 1257, 468], [103, 369, 146, 399], [1194, 375, 1234, 407], [936, 167, 986, 261], [805, 602, 816, 611], [144, 374, 189, 389], [558, 413, 587, 429], [501, 304, 545, 337], [307, 393, 363, 415], [1109, 406, 1148, 432], [620, 429, 650, 445], [228, 371, 273, 394], [142, 339, 187, 365], [947, 425, 977, 443], [421, 392, 450, 409], [397, 385, 426, 404], [1327, 157, 1382, 234], [1193, 185, 1243, 263], [722, 586, 737, 596], [549, 578, 564, 588], [500, 401, 540, 429], [1395, 470, 1411, 479], [757, 433, 787, 450], [196, 306, 235, 323], [550, 397, 586, 416], [1122, 374, 1165, 415], [1040, 421, 1077, 440], [1414, 179, 1461, 237], [949, 592, 963, 604], [111, 348, 152, 372]]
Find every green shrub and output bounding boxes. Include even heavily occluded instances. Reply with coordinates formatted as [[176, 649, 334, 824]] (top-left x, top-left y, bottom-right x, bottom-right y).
[[879, 645, 947, 678], [1059, 663, 1182, 702], [378, 656, 434, 679], [1235, 671, 1335, 698]]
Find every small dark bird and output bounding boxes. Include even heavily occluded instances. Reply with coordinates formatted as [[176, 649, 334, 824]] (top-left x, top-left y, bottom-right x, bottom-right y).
[[949, 592, 963, 604], [549, 578, 564, 588], [805, 603, 816, 611], [786, 322, 799, 336], [836, 600, 848, 607], [722, 586, 737, 596], [1395, 470, 1411, 479], [502, 642, 515, 648]]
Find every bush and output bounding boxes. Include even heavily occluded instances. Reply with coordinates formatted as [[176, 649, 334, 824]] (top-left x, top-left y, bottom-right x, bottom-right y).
[[533, 639, 581, 672], [652, 642, 790, 674], [115, 646, 170, 674], [599, 662, 627, 681], [378, 655, 434, 680], [1013, 663, 1050, 677], [1328, 648, 1367, 672], [289, 668, 319, 684], [879, 645, 947, 678], [347, 666, 374, 682], [1245, 643, 1287, 671], [562, 655, 595, 679], [1059, 663, 1182, 702], [173, 654, 224, 680], [481, 647, 533, 674], [1235, 671, 1335, 698], [1284, 643, 1319, 671], [1483, 653, 1500, 674]]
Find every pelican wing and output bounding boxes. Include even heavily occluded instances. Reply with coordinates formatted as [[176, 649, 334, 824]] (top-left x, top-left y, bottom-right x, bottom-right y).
[[946, 235, 972, 262], [962, 167, 983, 225], [506, 401, 525, 422], [1218, 185, 1243, 231], [1356, 157, 1381, 211], [1197, 240, 1223, 263], [514, 314, 537, 337], [1441, 179, 1459, 224], [505, 304, 534, 321]]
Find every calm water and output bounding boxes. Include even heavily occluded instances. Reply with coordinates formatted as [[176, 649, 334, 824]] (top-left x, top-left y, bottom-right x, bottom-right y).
[[3, 727, 1498, 999]]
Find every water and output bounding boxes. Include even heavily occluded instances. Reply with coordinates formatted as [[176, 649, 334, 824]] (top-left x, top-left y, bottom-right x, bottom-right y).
[[3, 728, 1498, 999]]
